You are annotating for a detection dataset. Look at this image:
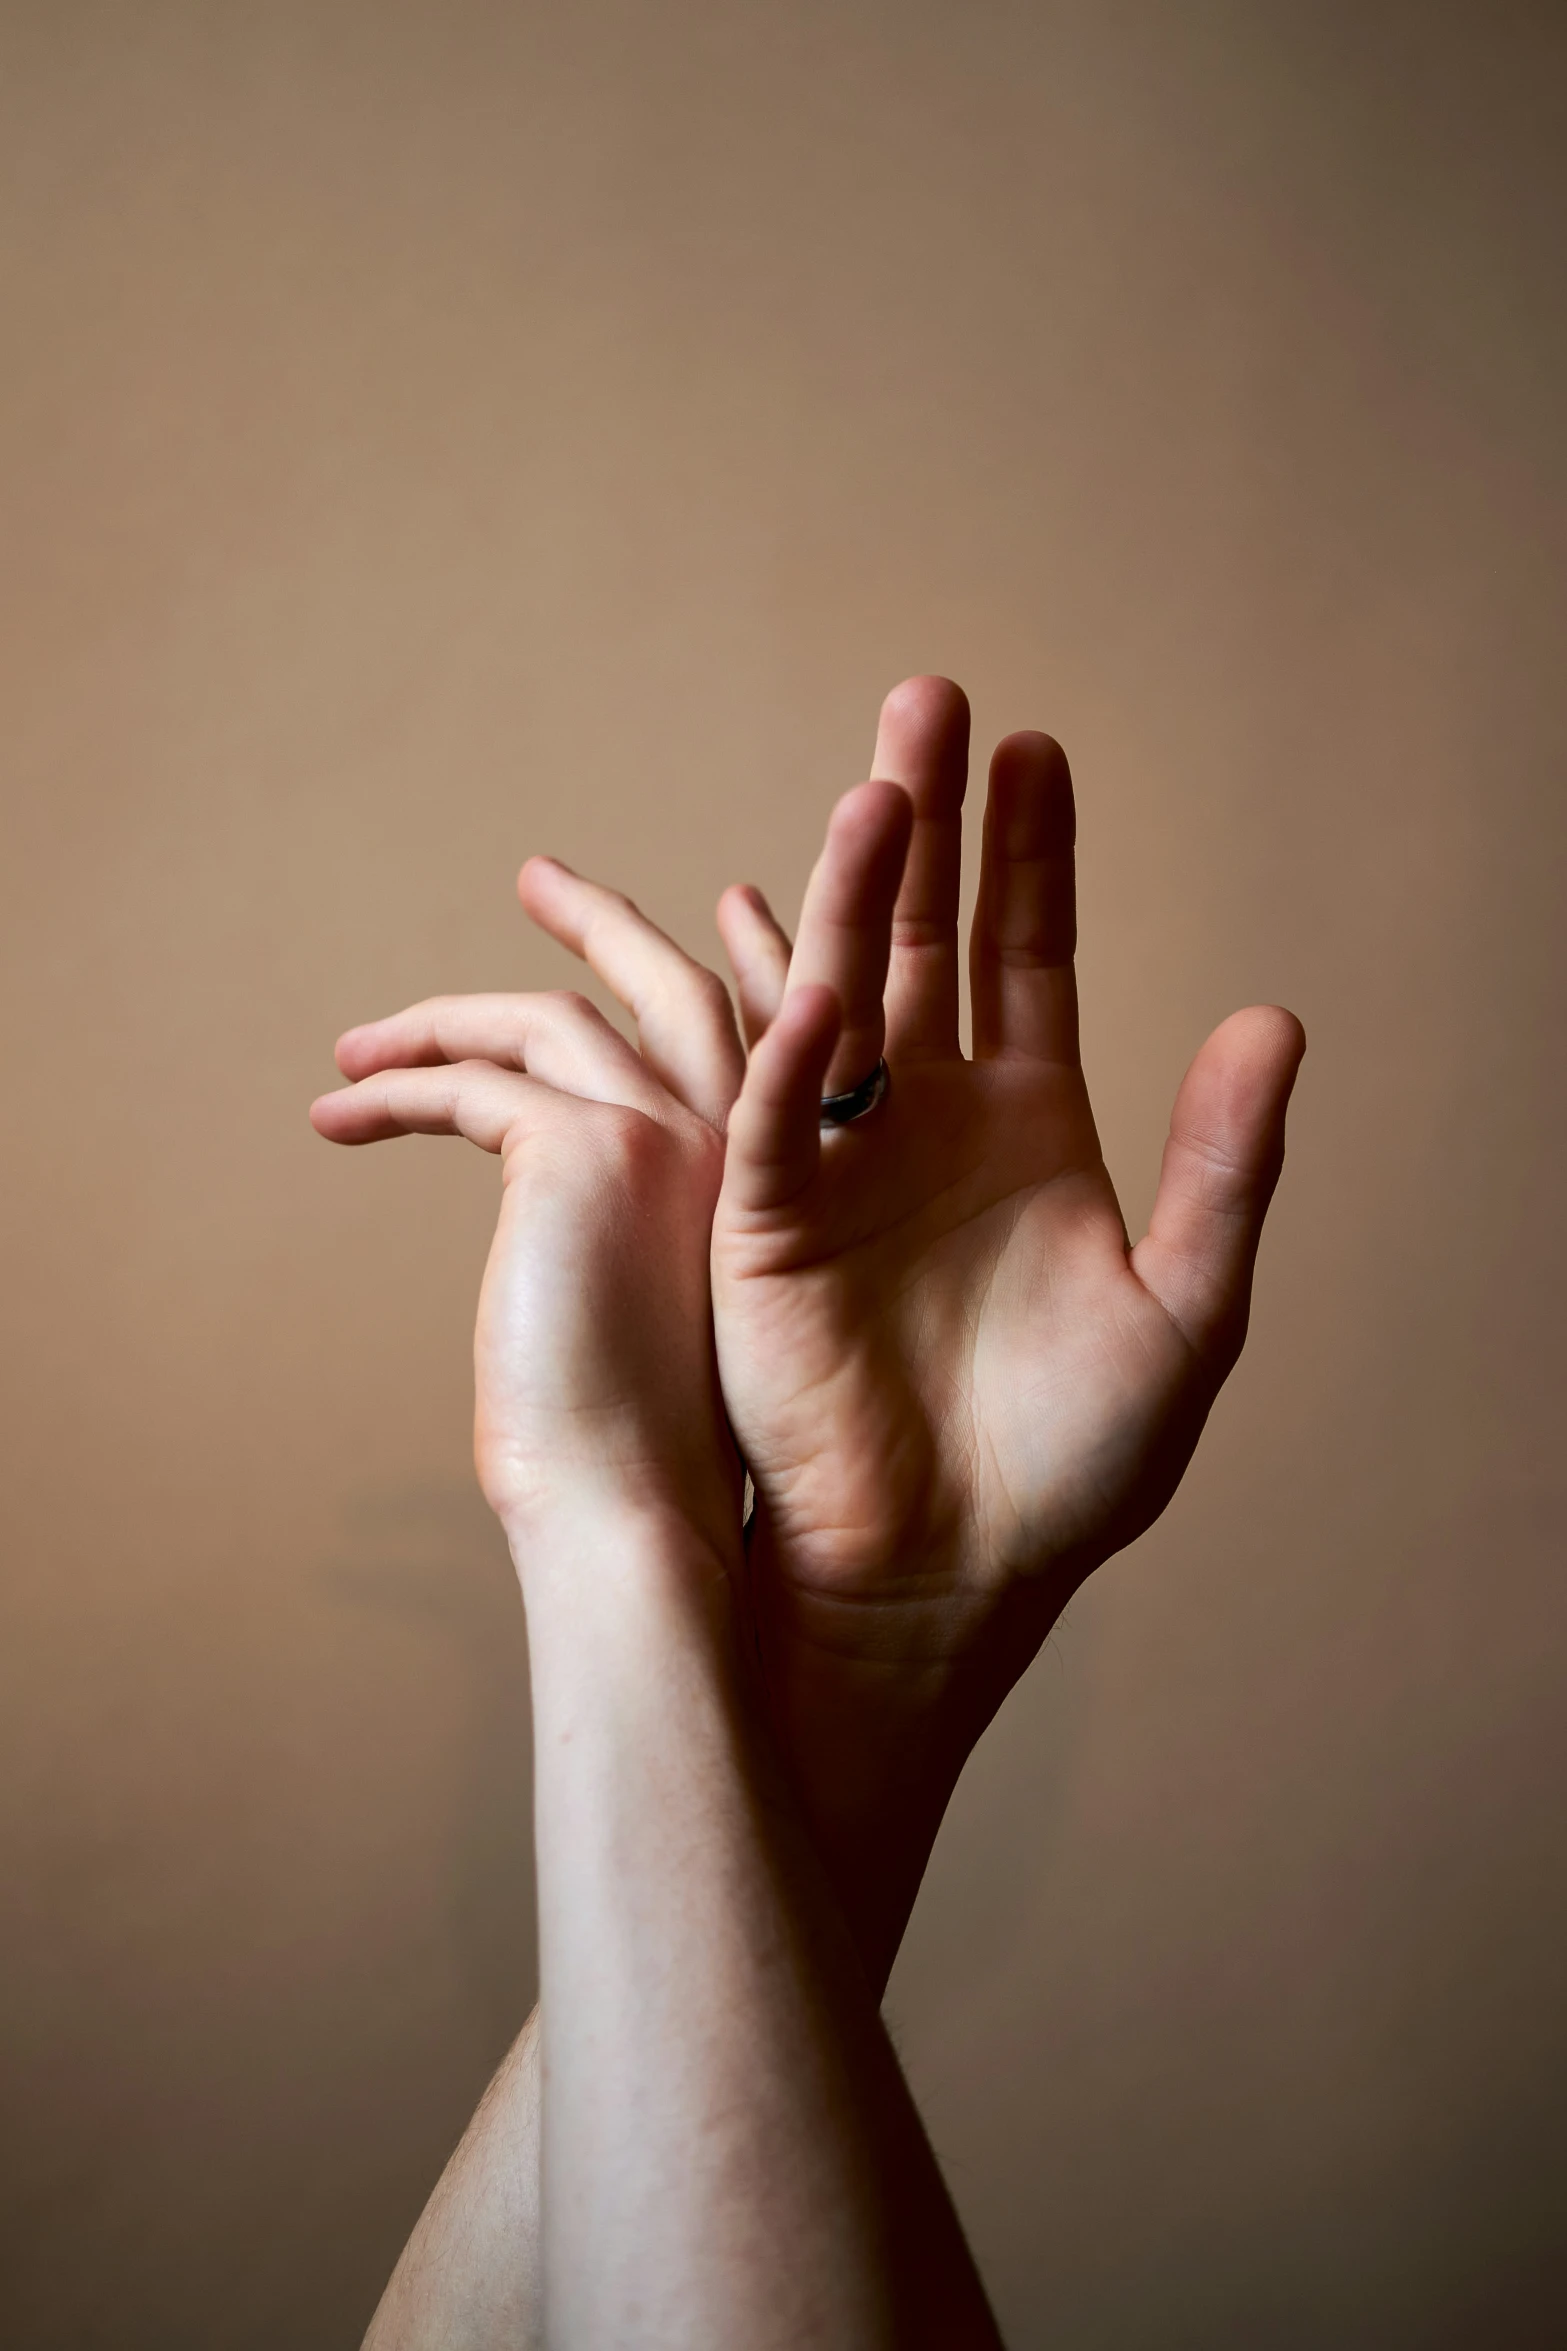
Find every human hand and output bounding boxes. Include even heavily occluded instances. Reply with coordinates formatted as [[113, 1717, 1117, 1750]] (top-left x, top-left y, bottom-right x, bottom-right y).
[[705, 680, 1305, 1970], [314, 888, 1007, 2351], [527, 680, 1304, 1981], [309, 960, 744, 1569]]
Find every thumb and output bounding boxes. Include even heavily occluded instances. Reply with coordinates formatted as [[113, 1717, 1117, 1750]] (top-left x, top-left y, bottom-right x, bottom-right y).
[[1131, 1006, 1306, 1369]]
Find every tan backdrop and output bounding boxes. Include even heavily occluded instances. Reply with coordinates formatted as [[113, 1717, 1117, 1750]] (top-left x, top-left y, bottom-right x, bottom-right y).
[[3, 4, 1563, 2343]]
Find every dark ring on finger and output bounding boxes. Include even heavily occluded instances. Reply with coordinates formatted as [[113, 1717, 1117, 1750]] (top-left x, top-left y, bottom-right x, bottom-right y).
[[819, 1056, 890, 1128]]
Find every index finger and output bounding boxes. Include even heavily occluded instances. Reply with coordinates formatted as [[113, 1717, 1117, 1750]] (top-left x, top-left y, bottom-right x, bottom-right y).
[[781, 780, 913, 1098]]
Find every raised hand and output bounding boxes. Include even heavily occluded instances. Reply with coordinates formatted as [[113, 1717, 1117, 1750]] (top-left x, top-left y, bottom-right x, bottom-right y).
[[706, 679, 1304, 1975], [520, 679, 1304, 1978], [309, 975, 741, 1561], [314, 865, 1004, 2351], [332, 679, 1303, 1988]]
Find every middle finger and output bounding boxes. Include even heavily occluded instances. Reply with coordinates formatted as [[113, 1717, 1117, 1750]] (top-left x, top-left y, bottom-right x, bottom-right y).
[[783, 779, 913, 1098]]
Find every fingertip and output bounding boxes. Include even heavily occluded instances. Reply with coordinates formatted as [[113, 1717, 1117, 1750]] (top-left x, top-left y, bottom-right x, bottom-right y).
[[718, 881, 786, 950], [333, 1026, 374, 1079], [986, 733, 1074, 853], [876, 674, 971, 741], [832, 774, 914, 840], [519, 855, 593, 956], [822, 781, 916, 914], [992, 727, 1065, 762], [715, 886, 754, 974], [716, 880, 759, 937], [1138, 1008, 1306, 1360], [516, 853, 556, 906], [1263, 1004, 1307, 1066], [1203, 1005, 1308, 1096], [520, 849, 586, 907], [1166, 1007, 1308, 1223]]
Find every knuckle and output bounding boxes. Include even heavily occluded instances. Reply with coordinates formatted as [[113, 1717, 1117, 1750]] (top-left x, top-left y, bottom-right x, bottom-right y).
[[545, 988, 596, 1024], [591, 887, 638, 928], [691, 966, 733, 1020], [596, 1103, 661, 1174]]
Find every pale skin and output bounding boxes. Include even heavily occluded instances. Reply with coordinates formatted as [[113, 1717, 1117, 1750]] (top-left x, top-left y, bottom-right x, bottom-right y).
[[316, 936, 1000, 2346], [317, 677, 1304, 2347]]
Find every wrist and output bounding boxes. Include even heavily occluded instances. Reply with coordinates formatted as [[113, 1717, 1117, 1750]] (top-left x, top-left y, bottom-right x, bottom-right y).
[[504, 1477, 744, 1632], [509, 1488, 759, 1854], [744, 1514, 1042, 1993], [755, 1646, 981, 1994]]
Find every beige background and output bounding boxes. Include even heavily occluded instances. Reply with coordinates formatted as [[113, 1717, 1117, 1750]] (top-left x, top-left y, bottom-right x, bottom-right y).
[[3, 3, 1564, 2343]]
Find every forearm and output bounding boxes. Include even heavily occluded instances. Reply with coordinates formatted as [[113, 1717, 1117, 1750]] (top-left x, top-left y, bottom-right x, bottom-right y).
[[750, 1518, 1052, 1997], [519, 1496, 1000, 2351], [359, 1510, 1010, 2351], [361, 2009, 543, 2351], [759, 1667, 975, 1998]]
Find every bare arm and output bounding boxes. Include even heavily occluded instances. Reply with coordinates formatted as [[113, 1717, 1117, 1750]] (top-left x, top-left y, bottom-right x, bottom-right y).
[[519, 1499, 999, 2350], [317, 982, 998, 2349], [333, 672, 1302, 2342], [363, 2012, 542, 2351]]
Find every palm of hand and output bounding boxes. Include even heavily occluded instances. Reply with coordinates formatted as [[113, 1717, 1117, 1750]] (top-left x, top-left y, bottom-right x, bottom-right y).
[[703, 685, 1301, 1772], [717, 1054, 1202, 1665]]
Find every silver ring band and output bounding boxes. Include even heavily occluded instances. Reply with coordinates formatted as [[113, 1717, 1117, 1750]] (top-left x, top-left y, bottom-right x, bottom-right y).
[[819, 1057, 890, 1128]]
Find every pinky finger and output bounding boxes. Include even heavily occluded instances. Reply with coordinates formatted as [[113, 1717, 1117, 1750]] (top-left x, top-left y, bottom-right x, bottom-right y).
[[310, 1060, 559, 1156], [721, 984, 840, 1217], [716, 884, 793, 1048]]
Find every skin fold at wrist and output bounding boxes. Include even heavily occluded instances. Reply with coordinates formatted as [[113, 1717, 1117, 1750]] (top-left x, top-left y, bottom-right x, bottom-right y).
[[505, 1484, 746, 1640]]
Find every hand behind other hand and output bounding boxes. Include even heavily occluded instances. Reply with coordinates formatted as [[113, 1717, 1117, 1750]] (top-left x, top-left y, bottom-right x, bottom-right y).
[[310, 986, 741, 1570]]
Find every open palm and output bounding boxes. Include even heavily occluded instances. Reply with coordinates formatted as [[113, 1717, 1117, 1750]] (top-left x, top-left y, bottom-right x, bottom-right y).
[[717, 1050, 1197, 1637], [704, 682, 1303, 1971], [504, 677, 1301, 1977], [716, 683, 1301, 1644]]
